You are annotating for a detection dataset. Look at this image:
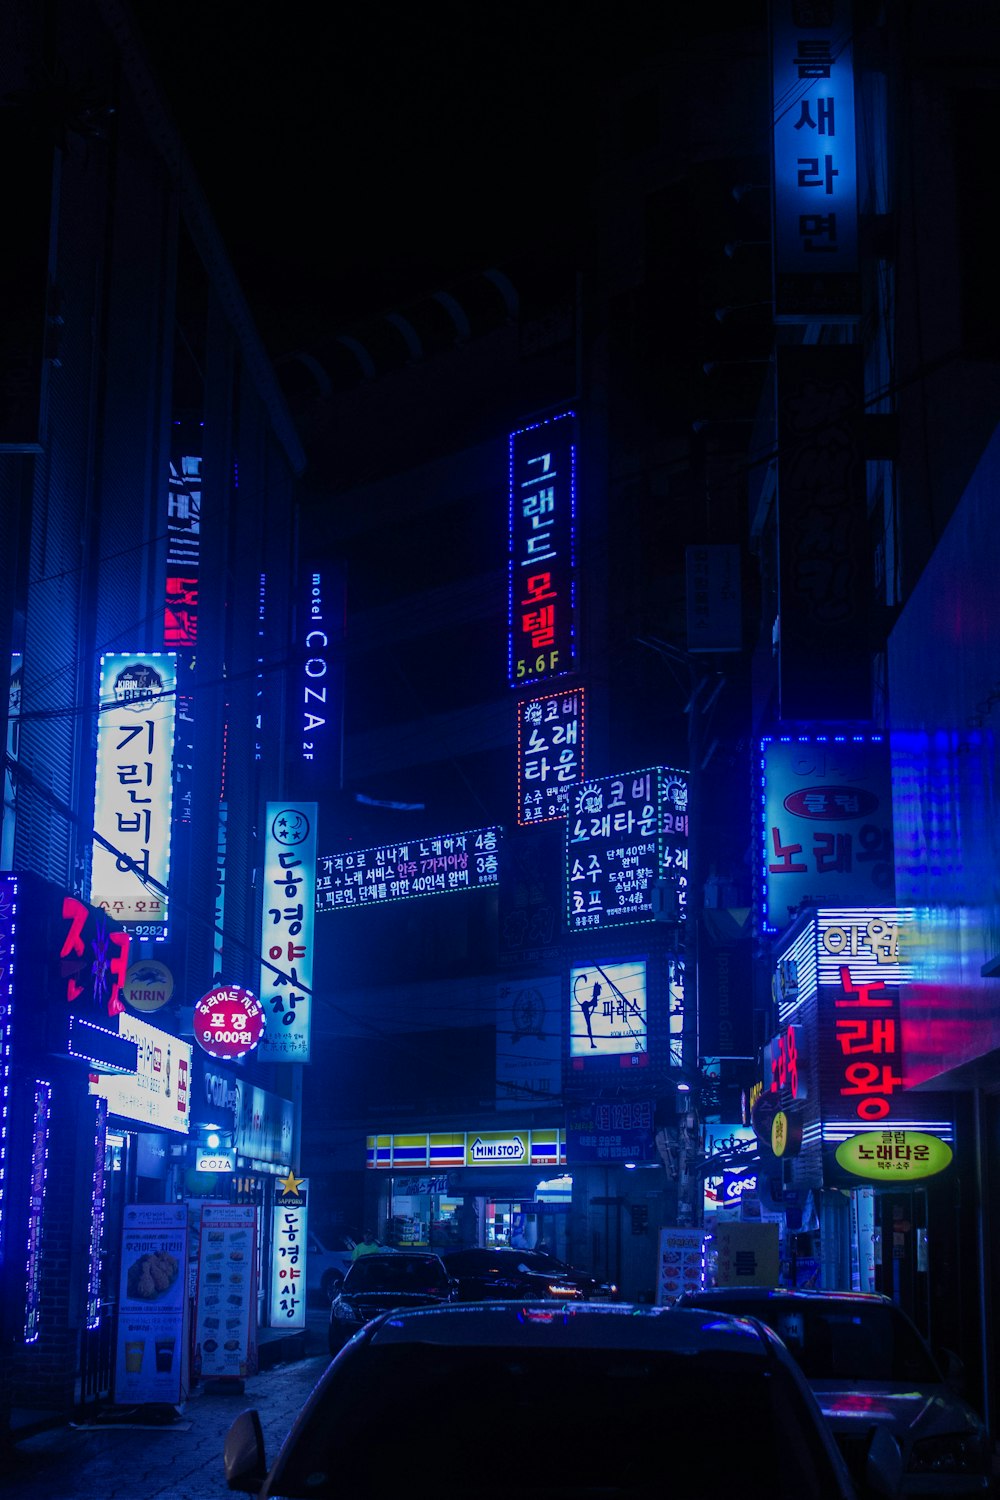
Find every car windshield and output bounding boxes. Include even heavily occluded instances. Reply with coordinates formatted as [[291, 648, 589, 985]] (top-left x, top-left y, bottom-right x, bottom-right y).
[[345, 1258, 446, 1294], [272, 1343, 846, 1499], [703, 1299, 940, 1383]]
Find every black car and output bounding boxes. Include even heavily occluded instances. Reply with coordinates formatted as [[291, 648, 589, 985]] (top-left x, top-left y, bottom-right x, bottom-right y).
[[226, 1301, 882, 1499], [441, 1246, 618, 1302], [328, 1251, 457, 1353]]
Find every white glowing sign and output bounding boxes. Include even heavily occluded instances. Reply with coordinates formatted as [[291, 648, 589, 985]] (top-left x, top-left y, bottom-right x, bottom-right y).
[[270, 1176, 308, 1329], [89, 1014, 191, 1134], [258, 803, 317, 1063], [91, 653, 176, 934], [569, 959, 647, 1059]]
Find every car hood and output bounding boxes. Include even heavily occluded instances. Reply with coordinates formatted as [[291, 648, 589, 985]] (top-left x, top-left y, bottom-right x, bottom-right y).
[[812, 1380, 986, 1445]]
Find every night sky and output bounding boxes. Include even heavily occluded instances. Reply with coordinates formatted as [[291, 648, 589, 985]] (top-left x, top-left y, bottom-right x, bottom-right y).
[[128, 3, 723, 353]]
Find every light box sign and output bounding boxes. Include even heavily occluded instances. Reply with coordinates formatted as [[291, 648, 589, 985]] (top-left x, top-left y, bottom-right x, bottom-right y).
[[114, 1203, 187, 1406], [770, 0, 859, 321], [567, 1099, 655, 1164], [517, 688, 584, 825], [567, 767, 688, 930], [193, 984, 264, 1062], [366, 1129, 566, 1170], [91, 653, 176, 936], [270, 1173, 307, 1329], [89, 1014, 191, 1135], [299, 566, 345, 778], [317, 826, 500, 912], [569, 959, 648, 1065], [258, 803, 317, 1063], [759, 735, 893, 934], [509, 411, 578, 688], [835, 1131, 953, 1182]]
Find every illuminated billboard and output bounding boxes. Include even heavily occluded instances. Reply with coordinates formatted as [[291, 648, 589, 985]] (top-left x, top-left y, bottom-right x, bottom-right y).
[[91, 654, 176, 936], [569, 959, 647, 1062], [759, 734, 892, 935], [508, 411, 577, 688], [317, 826, 501, 911], [770, 0, 858, 321], [567, 766, 688, 931], [517, 687, 584, 825], [89, 1013, 191, 1135], [258, 803, 317, 1063]]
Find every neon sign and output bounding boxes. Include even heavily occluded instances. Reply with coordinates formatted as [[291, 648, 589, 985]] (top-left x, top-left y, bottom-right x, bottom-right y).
[[567, 767, 688, 930], [517, 687, 584, 825], [317, 826, 501, 911], [508, 412, 577, 687]]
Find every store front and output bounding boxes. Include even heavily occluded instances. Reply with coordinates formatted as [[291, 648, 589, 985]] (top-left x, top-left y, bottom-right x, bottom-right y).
[[365, 1129, 569, 1257], [761, 907, 957, 1332]]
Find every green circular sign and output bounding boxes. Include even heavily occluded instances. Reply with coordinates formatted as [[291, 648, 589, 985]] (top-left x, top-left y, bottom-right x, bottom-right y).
[[835, 1131, 953, 1181]]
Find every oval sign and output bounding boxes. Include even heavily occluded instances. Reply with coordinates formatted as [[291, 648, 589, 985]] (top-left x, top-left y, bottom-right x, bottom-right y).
[[193, 984, 265, 1061], [835, 1131, 953, 1181], [123, 959, 174, 1012], [783, 786, 880, 820]]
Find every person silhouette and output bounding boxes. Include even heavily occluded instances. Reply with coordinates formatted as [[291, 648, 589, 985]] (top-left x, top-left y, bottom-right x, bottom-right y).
[[576, 974, 602, 1049]]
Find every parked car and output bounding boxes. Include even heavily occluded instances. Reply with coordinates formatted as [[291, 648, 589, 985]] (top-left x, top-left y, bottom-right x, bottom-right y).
[[226, 1300, 897, 1498], [441, 1245, 618, 1302], [305, 1231, 356, 1304], [674, 1287, 991, 1498], [327, 1250, 456, 1353]]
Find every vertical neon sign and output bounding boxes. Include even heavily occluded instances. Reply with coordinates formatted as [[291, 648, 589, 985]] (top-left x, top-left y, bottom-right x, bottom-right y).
[[24, 1079, 51, 1343], [508, 412, 578, 688]]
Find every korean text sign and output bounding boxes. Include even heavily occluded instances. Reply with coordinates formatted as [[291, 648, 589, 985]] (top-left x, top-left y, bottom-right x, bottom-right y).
[[760, 736, 893, 933], [194, 1205, 257, 1381], [770, 0, 858, 320], [569, 960, 648, 1062], [259, 803, 316, 1062], [270, 1176, 307, 1329], [114, 1203, 188, 1406], [517, 688, 584, 825], [91, 653, 176, 932], [509, 412, 577, 688], [567, 767, 688, 930], [89, 1013, 191, 1133], [317, 826, 500, 911]]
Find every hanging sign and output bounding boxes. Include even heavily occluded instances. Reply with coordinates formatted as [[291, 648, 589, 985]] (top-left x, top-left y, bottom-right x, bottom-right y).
[[193, 984, 264, 1061], [270, 1172, 308, 1329]]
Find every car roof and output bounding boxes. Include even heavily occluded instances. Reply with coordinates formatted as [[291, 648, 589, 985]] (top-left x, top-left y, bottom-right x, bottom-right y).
[[678, 1287, 894, 1308], [362, 1300, 781, 1354]]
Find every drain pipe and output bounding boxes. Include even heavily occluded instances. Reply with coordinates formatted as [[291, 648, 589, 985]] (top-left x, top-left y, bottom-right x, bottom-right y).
[[973, 1087, 993, 1441]]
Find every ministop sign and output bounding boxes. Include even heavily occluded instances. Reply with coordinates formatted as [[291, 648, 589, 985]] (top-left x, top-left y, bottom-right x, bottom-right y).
[[193, 984, 264, 1061]]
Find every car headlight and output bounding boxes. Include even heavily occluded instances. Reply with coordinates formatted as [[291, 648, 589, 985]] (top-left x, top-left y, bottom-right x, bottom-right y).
[[333, 1301, 362, 1322], [908, 1432, 990, 1475]]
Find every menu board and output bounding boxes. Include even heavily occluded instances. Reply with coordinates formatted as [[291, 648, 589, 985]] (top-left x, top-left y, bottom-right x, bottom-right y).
[[193, 1205, 257, 1380], [655, 1228, 706, 1305], [114, 1203, 188, 1405]]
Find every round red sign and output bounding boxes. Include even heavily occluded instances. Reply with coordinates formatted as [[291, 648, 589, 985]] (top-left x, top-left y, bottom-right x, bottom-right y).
[[193, 985, 264, 1060]]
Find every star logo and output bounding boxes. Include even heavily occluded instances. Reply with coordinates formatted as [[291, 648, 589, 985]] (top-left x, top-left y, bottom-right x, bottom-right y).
[[278, 1169, 305, 1196]]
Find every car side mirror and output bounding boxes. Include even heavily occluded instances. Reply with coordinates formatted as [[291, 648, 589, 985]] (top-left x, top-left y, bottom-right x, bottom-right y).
[[224, 1408, 267, 1493], [866, 1426, 903, 1498], [937, 1346, 965, 1389]]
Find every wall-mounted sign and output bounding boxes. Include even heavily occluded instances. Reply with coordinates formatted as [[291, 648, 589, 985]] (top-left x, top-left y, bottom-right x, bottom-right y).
[[195, 1150, 235, 1173], [496, 976, 562, 1111], [89, 1014, 191, 1134], [770, 1110, 803, 1157], [508, 411, 578, 688], [297, 565, 345, 784], [233, 1081, 293, 1171], [517, 687, 584, 825], [366, 1129, 566, 1170], [114, 1203, 188, 1405], [91, 653, 176, 936], [569, 959, 648, 1064], [258, 803, 316, 1063], [835, 1131, 953, 1182], [759, 735, 893, 933], [123, 959, 174, 1013], [567, 1099, 655, 1164], [317, 826, 500, 912], [770, 0, 859, 322], [714, 1223, 780, 1288], [270, 1172, 308, 1330], [193, 985, 264, 1061], [567, 767, 689, 931]]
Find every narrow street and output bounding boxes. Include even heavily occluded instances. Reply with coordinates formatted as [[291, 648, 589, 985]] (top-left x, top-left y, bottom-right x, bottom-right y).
[[1, 1312, 330, 1500]]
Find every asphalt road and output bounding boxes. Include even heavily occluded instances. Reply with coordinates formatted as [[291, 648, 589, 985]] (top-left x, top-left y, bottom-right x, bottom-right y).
[[1, 1310, 331, 1500]]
